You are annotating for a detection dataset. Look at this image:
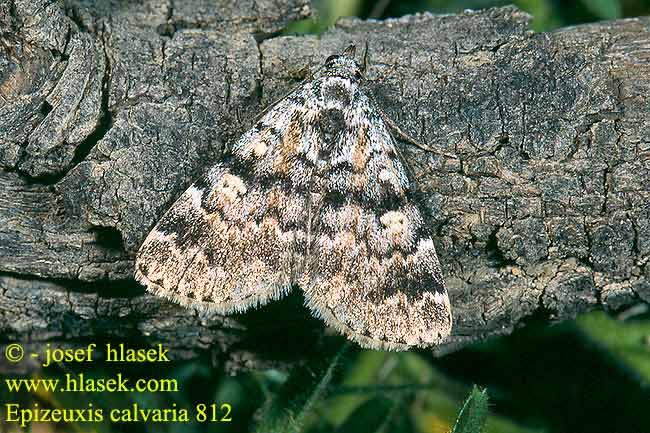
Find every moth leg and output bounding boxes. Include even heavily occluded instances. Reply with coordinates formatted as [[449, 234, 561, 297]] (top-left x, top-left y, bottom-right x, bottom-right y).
[[369, 62, 397, 85], [380, 110, 458, 159]]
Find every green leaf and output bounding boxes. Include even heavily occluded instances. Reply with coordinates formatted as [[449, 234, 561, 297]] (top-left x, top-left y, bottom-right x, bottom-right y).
[[578, 310, 650, 386], [334, 396, 395, 433], [452, 386, 489, 433], [515, 0, 560, 32], [283, 0, 365, 35], [254, 342, 350, 433], [322, 351, 392, 426], [326, 0, 363, 21], [578, 0, 621, 19]]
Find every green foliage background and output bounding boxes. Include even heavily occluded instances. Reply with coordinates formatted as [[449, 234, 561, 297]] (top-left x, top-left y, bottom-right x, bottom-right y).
[[288, 0, 650, 33], [3, 1, 650, 433]]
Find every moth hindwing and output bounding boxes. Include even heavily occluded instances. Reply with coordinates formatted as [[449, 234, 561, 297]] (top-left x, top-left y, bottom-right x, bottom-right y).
[[135, 45, 452, 350]]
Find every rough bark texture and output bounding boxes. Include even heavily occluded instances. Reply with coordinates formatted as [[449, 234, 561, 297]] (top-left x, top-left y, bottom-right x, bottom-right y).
[[1, 0, 649, 370]]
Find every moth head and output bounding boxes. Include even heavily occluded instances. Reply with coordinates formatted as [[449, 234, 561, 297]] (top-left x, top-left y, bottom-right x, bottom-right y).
[[317, 44, 364, 82]]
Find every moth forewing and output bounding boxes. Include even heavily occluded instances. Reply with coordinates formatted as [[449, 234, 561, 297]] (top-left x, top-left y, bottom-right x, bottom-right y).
[[135, 45, 452, 350]]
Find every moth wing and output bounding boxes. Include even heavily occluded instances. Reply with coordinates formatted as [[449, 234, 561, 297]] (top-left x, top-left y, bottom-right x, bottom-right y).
[[301, 102, 452, 350], [135, 92, 316, 313]]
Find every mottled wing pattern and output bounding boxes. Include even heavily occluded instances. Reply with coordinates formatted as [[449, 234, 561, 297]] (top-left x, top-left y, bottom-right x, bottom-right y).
[[300, 77, 452, 350], [136, 46, 452, 349], [135, 91, 317, 313]]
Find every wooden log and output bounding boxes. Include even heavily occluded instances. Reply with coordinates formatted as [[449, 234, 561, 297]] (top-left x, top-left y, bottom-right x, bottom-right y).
[[1, 1, 649, 370]]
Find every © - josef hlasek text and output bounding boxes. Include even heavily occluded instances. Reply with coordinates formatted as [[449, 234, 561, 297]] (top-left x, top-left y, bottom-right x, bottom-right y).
[[40, 343, 170, 367]]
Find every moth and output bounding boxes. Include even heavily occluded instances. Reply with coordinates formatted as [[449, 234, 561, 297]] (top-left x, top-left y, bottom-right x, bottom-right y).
[[135, 45, 452, 350]]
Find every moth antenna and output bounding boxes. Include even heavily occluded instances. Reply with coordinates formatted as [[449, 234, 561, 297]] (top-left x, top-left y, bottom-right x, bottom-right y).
[[343, 44, 356, 58], [362, 40, 370, 73]]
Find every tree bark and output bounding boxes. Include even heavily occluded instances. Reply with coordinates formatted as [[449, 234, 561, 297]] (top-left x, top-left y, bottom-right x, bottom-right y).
[[1, 0, 649, 370]]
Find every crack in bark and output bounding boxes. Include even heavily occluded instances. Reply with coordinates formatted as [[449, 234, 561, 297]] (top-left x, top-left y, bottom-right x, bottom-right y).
[[2, 3, 650, 368]]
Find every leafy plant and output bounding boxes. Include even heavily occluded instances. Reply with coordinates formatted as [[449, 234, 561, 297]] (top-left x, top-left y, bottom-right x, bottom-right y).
[[578, 0, 621, 19], [452, 386, 489, 433], [254, 342, 351, 433], [577, 310, 650, 386]]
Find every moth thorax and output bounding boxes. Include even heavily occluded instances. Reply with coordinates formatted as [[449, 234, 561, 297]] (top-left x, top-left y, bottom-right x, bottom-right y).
[[321, 78, 353, 107]]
